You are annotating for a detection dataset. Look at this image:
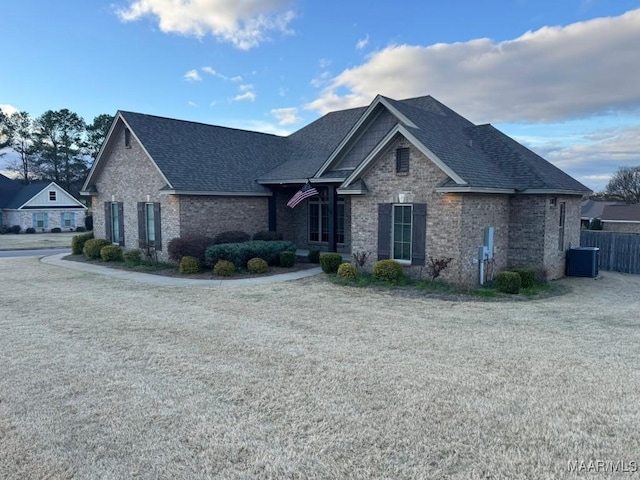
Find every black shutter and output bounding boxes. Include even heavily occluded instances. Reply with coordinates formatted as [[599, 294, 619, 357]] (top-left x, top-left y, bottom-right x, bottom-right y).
[[377, 203, 392, 260], [137, 202, 146, 248], [411, 203, 427, 266], [154, 202, 162, 251], [117, 202, 125, 246], [104, 202, 112, 242]]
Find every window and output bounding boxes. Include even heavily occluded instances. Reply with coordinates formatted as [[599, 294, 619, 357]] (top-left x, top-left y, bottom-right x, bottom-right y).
[[138, 202, 162, 250], [32, 212, 48, 229], [105, 201, 124, 245], [60, 212, 75, 228], [308, 197, 345, 244], [111, 203, 120, 244], [146, 204, 155, 244], [396, 148, 410, 174], [49, 191, 57, 201], [558, 201, 566, 251], [124, 128, 131, 148], [393, 205, 413, 262]]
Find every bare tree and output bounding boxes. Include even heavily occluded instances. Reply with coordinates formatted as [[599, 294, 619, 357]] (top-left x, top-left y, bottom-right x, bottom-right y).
[[3, 111, 35, 183], [605, 166, 640, 204]]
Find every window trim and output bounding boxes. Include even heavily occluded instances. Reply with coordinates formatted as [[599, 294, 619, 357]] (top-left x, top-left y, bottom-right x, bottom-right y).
[[392, 204, 413, 264]]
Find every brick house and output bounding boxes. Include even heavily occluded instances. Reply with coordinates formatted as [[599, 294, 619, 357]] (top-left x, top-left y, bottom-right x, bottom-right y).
[[81, 95, 590, 286], [0, 173, 87, 232], [600, 204, 640, 233]]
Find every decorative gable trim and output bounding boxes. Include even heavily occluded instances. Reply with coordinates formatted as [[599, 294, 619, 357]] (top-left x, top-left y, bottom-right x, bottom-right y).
[[16, 182, 87, 210]]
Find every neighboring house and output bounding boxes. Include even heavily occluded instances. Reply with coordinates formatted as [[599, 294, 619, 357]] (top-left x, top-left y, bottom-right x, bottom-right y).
[[81, 95, 590, 286], [601, 204, 640, 233], [580, 199, 621, 229], [0, 173, 87, 232]]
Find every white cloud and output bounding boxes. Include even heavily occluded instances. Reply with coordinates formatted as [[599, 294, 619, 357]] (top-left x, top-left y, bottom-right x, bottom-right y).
[[117, 0, 296, 50], [306, 9, 640, 123], [232, 84, 256, 102], [202, 66, 227, 80], [271, 107, 302, 126], [188, 101, 198, 107], [0, 104, 19, 115], [319, 58, 331, 69], [230, 75, 243, 83], [311, 71, 331, 88], [356, 34, 369, 50], [183, 69, 202, 81]]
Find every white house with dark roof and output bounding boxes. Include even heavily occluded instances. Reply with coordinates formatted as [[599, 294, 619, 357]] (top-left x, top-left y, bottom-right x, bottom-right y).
[[0, 173, 87, 233], [81, 94, 591, 286]]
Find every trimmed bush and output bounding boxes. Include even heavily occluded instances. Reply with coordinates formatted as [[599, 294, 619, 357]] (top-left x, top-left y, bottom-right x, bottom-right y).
[[279, 251, 295, 268], [179, 256, 201, 274], [373, 259, 404, 283], [320, 253, 343, 274], [51, 227, 62, 233], [496, 271, 522, 294], [123, 249, 143, 266], [25, 227, 36, 234], [83, 238, 111, 259], [75, 226, 87, 232], [11, 225, 21, 234], [214, 230, 250, 245], [252, 231, 284, 241], [100, 245, 123, 262], [72, 231, 94, 255], [337, 262, 358, 280], [205, 240, 296, 269], [588, 218, 603, 230], [308, 250, 320, 264], [247, 257, 268, 274], [168, 235, 215, 264], [511, 268, 535, 289], [213, 260, 236, 277]]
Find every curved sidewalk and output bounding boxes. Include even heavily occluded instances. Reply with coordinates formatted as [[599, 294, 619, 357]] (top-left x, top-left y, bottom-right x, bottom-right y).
[[41, 253, 322, 288]]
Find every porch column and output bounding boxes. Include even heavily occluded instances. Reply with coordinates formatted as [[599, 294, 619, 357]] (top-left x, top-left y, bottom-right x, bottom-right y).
[[328, 185, 338, 253], [268, 193, 277, 231]]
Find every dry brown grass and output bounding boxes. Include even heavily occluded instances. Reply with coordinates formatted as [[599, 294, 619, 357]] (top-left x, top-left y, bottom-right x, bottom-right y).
[[1, 256, 639, 479], [0, 232, 76, 250]]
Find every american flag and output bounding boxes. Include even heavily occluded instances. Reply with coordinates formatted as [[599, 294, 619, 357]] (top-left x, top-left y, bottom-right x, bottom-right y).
[[287, 181, 319, 208]]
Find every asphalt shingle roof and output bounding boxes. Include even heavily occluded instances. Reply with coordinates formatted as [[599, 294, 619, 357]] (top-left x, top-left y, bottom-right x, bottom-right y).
[[0, 175, 53, 209], [0, 174, 22, 208], [601, 204, 640, 222]]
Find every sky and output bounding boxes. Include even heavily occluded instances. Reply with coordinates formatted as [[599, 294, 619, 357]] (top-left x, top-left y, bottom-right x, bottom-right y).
[[1, 0, 640, 192]]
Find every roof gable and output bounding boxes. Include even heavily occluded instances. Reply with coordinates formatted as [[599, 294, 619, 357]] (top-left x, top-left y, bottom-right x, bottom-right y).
[[0, 178, 85, 210]]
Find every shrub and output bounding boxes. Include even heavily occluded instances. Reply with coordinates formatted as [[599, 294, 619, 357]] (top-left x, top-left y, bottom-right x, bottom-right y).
[[83, 238, 111, 259], [214, 230, 250, 245], [179, 256, 201, 274], [373, 259, 404, 283], [252, 230, 284, 241], [279, 251, 295, 268], [588, 218, 603, 230], [308, 250, 320, 264], [320, 253, 343, 274], [75, 226, 86, 233], [213, 259, 236, 277], [427, 256, 453, 280], [25, 227, 36, 234], [511, 268, 535, 289], [205, 240, 296, 269], [50, 227, 62, 233], [123, 249, 143, 266], [337, 262, 358, 280], [168, 235, 215, 264], [0, 226, 9, 234], [100, 245, 123, 262], [11, 225, 21, 234], [72, 231, 94, 255], [84, 215, 93, 231], [495, 271, 522, 294], [247, 257, 268, 274]]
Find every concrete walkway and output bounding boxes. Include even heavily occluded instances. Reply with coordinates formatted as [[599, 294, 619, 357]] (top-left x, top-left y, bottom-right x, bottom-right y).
[[41, 253, 322, 288]]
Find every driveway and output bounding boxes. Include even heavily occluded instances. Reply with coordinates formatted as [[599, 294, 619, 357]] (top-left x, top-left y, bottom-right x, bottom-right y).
[[1, 256, 639, 479]]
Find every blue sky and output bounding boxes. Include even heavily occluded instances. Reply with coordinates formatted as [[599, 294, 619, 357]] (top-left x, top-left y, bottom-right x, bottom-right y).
[[2, 0, 640, 192]]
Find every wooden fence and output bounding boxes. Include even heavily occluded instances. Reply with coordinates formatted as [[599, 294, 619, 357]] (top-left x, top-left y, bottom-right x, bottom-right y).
[[580, 230, 640, 274]]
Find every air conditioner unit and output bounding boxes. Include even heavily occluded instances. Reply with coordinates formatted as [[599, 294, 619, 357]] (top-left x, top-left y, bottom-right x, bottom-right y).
[[566, 247, 599, 278]]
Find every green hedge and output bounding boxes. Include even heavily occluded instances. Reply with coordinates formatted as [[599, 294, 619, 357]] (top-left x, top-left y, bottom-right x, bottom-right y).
[[83, 238, 111, 259], [213, 260, 236, 277], [279, 251, 295, 268], [205, 240, 296, 269], [72, 231, 94, 254], [100, 245, 123, 262], [511, 268, 535, 289], [320, 253, 342, 274], [373, 259, 404, 283], [496, 271, 521, 294], [337, 262, 358, 280], [179, 256, 201, 274], [247, 257, 268, 273]]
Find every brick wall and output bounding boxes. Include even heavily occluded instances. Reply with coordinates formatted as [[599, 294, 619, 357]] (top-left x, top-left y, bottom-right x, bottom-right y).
[[3, 209, 86, 232], [543, 195, 581, 279]]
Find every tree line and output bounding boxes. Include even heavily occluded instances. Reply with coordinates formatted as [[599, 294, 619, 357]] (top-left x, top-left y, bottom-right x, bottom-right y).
[[0, 108, 113, 198]]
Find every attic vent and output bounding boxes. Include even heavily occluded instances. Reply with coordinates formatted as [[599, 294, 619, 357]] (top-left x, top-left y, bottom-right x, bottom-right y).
[[124, 128, 131, 148], [396, 148, 410, 174]]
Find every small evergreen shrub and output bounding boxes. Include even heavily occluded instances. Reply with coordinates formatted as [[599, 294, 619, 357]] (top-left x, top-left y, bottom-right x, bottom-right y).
[[11, 225, 21, 234], [75, 226, 87, 232], [179, 256, 201, 274], [205, 240, 296, 269], [279, 251, 295, 268], [308, 250, 320, 264], [320, 253, 343, 274], [373, 259, 404, 283], [214, 230, 250, 245], [511, 268, 535, 289], [252, 231, 283, 241], [72, 231, 94, 255], [247, 257, 268, 274], [213, 260, 236, 277], [25, 227, 36, 234], [337, 262, 358, 280], [100, 245, 123, 262], [588, 218, 603, 230], [168, 235, 215, 264], [83, 238, 111, 259], [123, 249, 143, 266], [51, 227, 62, 233], [496, 271, 522, 294]]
